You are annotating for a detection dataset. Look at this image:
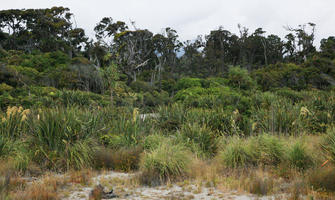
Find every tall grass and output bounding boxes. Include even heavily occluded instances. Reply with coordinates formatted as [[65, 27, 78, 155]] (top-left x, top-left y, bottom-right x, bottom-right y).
[[0, 106, 29, 138], [156, 104, 186, 131], [0, 137, 30, 171], [288, 141, 313, 170], [139, 142, 192, 185], [219, 137, 256, 168], [103, 109, 153, 148], [256, 134, 285, 166], [178, 123, 217, 158], [321, 127, 335, 163], [30, 108, 100, 170]]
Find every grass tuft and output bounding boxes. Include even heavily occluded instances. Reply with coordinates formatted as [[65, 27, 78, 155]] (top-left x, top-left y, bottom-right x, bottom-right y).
[[219, 138, 255, 168], [139, 142, 192, 185]]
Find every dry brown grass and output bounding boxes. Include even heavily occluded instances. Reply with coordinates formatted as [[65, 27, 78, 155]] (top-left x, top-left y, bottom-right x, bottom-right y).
[[188, 158, 221, 187], [68, 169, 95, 186], [307, 166, 335, 192], [10, 174, 67, 200], [94, 147, 142, 172]]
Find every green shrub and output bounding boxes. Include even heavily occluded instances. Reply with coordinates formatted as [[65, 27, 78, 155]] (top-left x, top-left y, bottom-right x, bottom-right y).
[[139, 142, 192, 185], [140, 90, 169, 107], [130, 81, 153, 93], [173, 86, 206, 103], [161, 79, 176, 93], [175, 77, 203, 91], [252, 63, 320, 90], [0, 83, 13, 94], [227, 66, 255, 90]]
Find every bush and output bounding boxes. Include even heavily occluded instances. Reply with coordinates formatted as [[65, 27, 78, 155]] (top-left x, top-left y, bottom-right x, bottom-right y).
[[130, 81, 153, 93], [139, 142, 192, 185], [141, 90, 169, 107], [161, 79, 176, 94], [227, 66, 255, 90], [175, 77, 203, 90], [252, 63, 321, 90], [0, 83, 13, 94]]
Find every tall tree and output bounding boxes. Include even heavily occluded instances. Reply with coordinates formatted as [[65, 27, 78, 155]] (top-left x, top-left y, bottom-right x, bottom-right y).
[[204, 27, 239, 75], [320, 36, 335, 59], [284, 23, 316, 62]]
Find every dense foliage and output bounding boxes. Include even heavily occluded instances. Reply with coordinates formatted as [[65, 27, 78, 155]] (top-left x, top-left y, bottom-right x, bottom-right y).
[[1, 7, 335, 198]]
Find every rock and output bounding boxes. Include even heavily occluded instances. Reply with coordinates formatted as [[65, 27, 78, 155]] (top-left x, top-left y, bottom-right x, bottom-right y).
[[103, 189, 119, 199], [89, 184, 119, 200], [89, 184, 104, 200]]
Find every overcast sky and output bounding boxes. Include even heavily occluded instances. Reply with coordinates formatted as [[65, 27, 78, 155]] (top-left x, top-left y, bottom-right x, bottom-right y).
[[1, 0, 335, 45]]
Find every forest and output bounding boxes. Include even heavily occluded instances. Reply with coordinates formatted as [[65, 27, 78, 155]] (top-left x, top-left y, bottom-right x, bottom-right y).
[[0, 6, 335, 199]]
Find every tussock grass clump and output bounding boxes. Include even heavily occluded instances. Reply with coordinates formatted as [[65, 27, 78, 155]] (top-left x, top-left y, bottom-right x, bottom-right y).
[[288, 142, 313, 170], [178, 123, 218, 158], [11, 174, 67, 200], [219, 138, 256, 168], [246, 175, 274, 195], [256, 134, 285, 166], [142, 134, 168, 151], [139, 142, 192, 185], [307, 166, 335, 192], [68, 169, 94, 186], [0, 137, 31, 171], [0, 106, 30, 138]]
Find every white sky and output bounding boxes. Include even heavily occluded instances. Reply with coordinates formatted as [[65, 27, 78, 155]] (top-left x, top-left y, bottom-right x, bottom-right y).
[[1, 0, 335, 45]]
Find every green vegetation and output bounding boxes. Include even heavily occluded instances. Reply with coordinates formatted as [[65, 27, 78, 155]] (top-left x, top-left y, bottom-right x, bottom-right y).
[[140, 142, 192, 185], [0, 6, 335, 199]]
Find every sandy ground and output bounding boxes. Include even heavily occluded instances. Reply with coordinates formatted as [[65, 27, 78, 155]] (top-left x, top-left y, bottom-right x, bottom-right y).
[[62, 171, 286, 200]]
